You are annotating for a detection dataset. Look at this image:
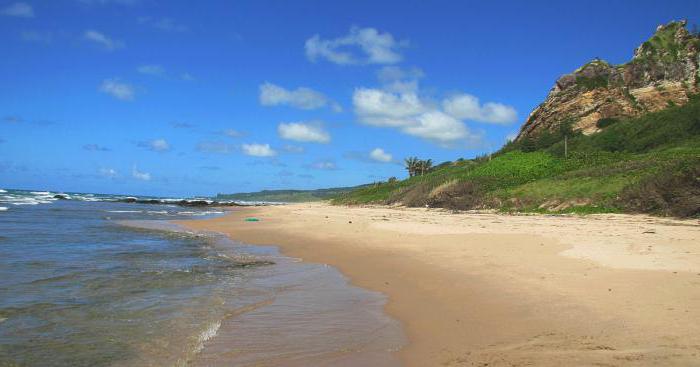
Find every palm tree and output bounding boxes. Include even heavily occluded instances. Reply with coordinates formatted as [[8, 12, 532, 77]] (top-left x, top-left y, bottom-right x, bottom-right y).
[[418, 159, 433, 176], [404, 157, 419, 177]]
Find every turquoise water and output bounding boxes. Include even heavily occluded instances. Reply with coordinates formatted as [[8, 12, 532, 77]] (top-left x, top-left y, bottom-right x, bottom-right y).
[[0, 190, 405, 366]]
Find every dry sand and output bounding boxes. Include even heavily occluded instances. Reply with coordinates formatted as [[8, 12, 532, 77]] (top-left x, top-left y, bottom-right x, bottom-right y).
[[177, 203, 700, 366]]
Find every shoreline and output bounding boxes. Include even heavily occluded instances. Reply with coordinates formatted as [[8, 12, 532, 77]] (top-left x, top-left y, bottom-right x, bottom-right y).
[[177, 203, 700, 366]]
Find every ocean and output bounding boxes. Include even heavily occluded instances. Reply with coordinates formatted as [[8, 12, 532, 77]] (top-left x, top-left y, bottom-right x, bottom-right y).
[[0, 189, 405, 366]]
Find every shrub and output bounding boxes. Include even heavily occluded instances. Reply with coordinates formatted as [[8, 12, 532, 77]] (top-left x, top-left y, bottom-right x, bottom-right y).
[[618, 160, 700, 217], [596, 117, 619, 129]]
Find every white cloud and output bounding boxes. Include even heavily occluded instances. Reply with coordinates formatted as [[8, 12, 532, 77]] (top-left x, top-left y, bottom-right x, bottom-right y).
[[403, 111, 471, 142], [84, 30, 123, 50], [305, 26, 405, 65], [277, 122, 330, 143], [137, 64, 165, 76], [353, 88, 476, 145], [353, 88, 426, 127], [310, 161, 337, 170], [132, 167, 151, 181], [197, 141, 234, 154], [1, 2, 34, 18], [259, 82, 338, 111], [242, 143, 276, 157], [443, 94, 517, 125], [138, 138, 170, 152], [369, 148, 393, 163], [353, 70, 516, 146], [99, 167, 118, 178], [180, 73, 195, 81], [99, 79, 134, 101]]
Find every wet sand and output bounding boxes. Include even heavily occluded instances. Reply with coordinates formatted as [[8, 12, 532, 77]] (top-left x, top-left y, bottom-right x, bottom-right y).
[[177, 203, 700, 366]]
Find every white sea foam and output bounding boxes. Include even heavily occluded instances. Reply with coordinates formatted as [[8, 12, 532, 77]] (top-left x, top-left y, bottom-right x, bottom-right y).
[[146, 210, 169, 215], [194, 320, 221, 354], [12, 200, 40, 205], [0, 189, 6, 193], [30, 191, 51, 195], [0, 207, 8, 211], [106, 210, 143, 213], [75, 196, 101, 202]]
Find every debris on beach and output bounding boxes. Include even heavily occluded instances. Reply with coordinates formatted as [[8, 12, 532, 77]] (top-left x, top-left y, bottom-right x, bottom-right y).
[[244, 217, 260, 222]]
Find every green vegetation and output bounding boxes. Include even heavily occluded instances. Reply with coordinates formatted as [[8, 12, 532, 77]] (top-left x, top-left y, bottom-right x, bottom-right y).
[[217, 186, 366, 203], [575, 74, 609, 91], [633, 21, 699, 64], [332, 95, 700, 217]]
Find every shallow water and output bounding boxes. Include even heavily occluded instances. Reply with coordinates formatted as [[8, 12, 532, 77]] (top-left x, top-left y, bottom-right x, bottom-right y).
[[0, 191, 405, 366]]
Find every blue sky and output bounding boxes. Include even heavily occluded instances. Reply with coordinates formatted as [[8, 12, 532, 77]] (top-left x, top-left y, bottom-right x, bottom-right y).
[[1, 0, 698, 196]]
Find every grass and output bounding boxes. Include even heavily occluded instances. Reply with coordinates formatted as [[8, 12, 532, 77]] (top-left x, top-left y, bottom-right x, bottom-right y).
[[332, 95, 700, 217]]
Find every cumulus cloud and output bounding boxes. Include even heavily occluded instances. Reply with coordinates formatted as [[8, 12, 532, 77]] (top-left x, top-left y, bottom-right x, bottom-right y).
[[352, 68, 515, 146], [305, 26, 405, 65], [99, 167, 118, 178], [1, 2, 33, 17], [443, 94, 518, 125], [84, 30, 123, 50], [137, 64, 165, 76], [196, 141, 234, 154], [369, 148, 393, 163], [259, 82, 339, 111], [277, 122, 330, 143], [138, 138, 170, 152], [353, 87, 479, 145], [132, 167, 151, 181], [242, 143, 276, 157], [99, 79, 134, 100], [353, 88, 426, 127], [403, 111, 471, 142]]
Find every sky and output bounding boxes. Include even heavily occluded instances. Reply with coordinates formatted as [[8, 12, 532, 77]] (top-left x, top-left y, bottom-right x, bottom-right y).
[[1, 0, 698, 197]]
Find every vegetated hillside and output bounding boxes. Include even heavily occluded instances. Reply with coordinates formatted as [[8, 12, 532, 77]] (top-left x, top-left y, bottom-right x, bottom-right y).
[[332, 95, 700, 217], [216, 186, 366, 203]]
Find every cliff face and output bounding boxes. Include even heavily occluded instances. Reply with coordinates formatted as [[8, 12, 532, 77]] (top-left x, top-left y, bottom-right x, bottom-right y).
[[516, 21, 700, 141]]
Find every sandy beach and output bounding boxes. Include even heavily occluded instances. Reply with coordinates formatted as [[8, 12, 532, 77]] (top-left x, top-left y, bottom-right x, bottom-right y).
[[177, 203, 700, 366]]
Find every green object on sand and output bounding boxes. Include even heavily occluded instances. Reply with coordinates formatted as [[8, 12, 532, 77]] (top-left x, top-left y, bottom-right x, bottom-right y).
[[244, 217, 260, 222]]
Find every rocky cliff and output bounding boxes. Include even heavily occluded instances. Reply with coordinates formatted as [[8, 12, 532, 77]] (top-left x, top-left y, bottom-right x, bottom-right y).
[[516, 20, 700, 141]]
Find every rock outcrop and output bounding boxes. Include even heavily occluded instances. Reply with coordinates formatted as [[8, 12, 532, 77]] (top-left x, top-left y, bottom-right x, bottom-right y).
[[516, 20, 700, 141]]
